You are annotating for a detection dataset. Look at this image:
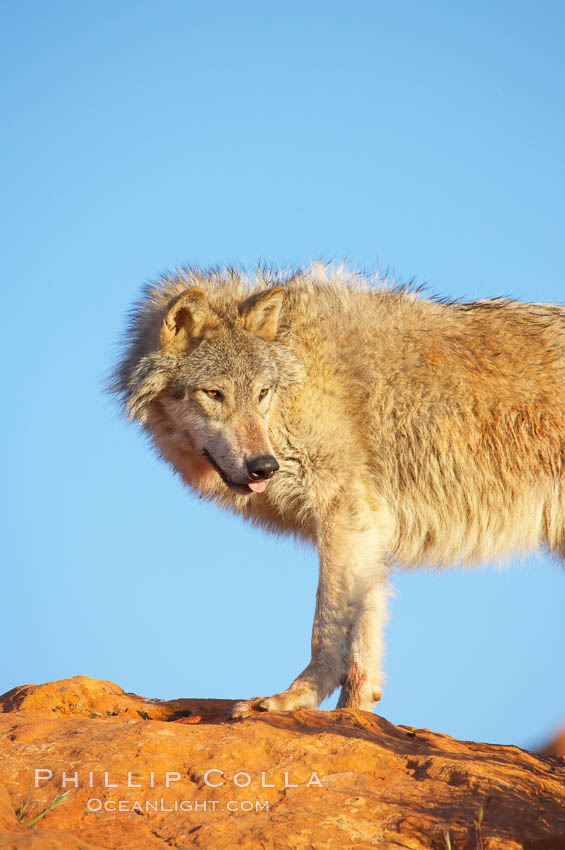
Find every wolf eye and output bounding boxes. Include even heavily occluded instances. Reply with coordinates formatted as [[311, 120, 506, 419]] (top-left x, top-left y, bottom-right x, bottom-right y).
[[258, 387, 270, 400], [204, 389, 223, 400]]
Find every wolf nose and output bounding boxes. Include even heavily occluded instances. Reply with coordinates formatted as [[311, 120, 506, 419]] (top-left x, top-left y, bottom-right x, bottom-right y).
[[247, 455, 280, 481]]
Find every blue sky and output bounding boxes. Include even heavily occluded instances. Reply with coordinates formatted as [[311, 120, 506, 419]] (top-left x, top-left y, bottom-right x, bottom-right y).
[[1, 0, 563, 750]]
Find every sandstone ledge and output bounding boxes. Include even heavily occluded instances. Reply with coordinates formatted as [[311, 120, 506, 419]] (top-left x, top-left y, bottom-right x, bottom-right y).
[[0, 676, 564, 849]]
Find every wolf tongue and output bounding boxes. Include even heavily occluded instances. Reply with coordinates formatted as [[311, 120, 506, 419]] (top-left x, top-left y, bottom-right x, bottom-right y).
[[248, 481, 267, 493]]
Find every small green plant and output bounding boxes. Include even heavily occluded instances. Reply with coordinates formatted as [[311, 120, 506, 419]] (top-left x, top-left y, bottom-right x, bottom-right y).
[[168, 709, 193, 721], [18, 791, 72, 829], [473, 807, 485, 850], [441, 807, 486, 850], [15, 784, 32, 822]]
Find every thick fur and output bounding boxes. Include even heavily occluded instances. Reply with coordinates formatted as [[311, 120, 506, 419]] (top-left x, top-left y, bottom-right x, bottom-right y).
[[110, 264, 565, 716]]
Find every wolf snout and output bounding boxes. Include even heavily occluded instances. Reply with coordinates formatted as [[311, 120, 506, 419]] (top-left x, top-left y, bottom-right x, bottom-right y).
[[246, 455, 280, 481]]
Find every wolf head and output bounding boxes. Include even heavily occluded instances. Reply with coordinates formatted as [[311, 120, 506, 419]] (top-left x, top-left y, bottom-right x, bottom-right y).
[[113, 280, 303, 496]]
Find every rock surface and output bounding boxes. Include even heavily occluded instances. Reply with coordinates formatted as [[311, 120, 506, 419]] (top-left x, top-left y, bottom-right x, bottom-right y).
[[1, 676, 564, 849]]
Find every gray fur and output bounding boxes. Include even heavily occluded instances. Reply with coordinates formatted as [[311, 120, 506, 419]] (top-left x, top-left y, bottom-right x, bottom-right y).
[[110, 263, 565, 716]]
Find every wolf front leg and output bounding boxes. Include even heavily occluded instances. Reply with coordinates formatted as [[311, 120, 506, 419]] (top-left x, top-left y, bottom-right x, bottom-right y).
[[231, 491, 394, 718], [335, 580, 392, 709]]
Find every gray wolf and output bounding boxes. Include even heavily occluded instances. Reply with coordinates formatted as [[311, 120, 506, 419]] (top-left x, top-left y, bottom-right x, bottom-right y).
[[110, 264, 565, 717]]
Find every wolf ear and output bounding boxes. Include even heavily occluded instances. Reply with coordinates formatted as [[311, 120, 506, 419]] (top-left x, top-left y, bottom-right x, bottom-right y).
[[160, 288, 214, 354], [238, 287, 284, 341]]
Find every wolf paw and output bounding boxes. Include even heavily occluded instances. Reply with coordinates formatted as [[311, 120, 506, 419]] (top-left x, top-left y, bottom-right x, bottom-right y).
[[230, 686, 318, 719], [336, 664, 382, 711], [230, 698, 264, 720]]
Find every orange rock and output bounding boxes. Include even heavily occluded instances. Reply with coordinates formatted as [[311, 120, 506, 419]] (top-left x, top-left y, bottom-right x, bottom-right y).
[[0, 832, 108, 849], [0, 675, 232, 723], [0, 676, 564, 849]]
